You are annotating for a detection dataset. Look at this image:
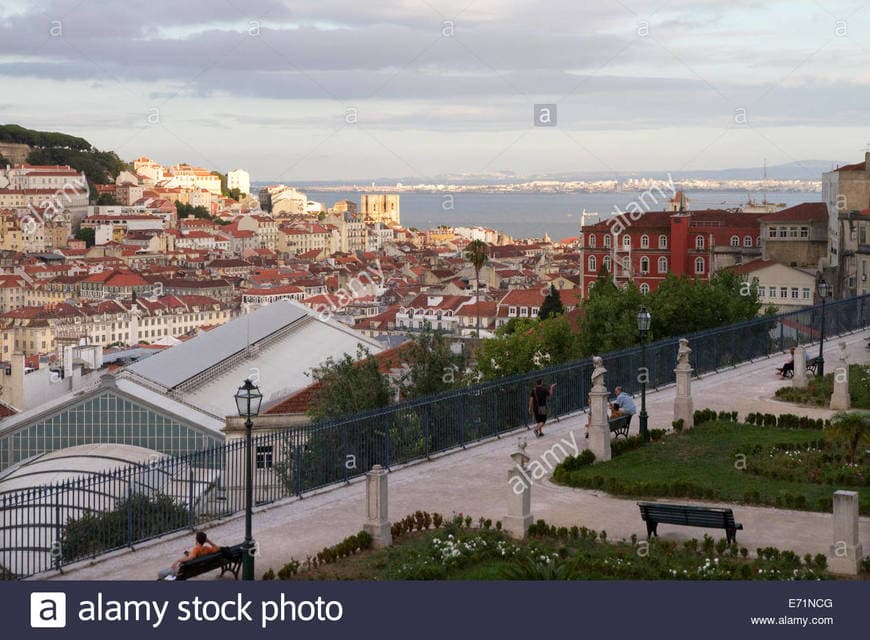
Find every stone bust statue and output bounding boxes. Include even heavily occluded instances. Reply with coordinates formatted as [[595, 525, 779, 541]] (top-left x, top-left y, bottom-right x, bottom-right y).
[[591, 355, 606, 388], [677, 338, 691, 366]]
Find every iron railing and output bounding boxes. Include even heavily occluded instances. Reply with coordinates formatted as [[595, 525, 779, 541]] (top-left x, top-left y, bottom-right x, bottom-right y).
[[1, 294, 867, 578]]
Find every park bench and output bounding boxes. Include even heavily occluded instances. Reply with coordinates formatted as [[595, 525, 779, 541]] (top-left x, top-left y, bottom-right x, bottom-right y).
[[805, 356, 821, 376], [638, 502, 743, 544], [608, 414, 632, 439], [174, 543, 245, 581]]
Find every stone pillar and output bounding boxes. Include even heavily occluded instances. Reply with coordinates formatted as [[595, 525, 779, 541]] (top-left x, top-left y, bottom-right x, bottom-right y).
[[673, 338, 694, 430], [828, 490, 863, 575], [504, 440, 532, 539], [588, 356, 611, 462], [363, 464, 392, 548], [792, 346, 808, 389], [829, 342, 850, 410]]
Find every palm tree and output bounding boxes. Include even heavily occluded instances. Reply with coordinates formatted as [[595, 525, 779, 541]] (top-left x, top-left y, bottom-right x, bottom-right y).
[[826, 411, 870, 464], [465, 239, 489, 336]]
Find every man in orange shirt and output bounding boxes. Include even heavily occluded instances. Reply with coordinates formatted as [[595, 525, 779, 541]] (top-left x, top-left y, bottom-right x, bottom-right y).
[[158, 531, 219, 580]]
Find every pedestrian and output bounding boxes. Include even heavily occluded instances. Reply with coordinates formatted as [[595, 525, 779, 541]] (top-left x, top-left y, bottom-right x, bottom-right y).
[[529, 379, 556, 438], [612, 386, 637, 416], [157, 531, 219, 580]]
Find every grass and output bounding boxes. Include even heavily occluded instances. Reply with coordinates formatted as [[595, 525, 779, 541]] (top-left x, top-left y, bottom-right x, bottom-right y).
[[553, 421, 870, 514], [775, 364, 870, 409], [267, 523, 850, 581]]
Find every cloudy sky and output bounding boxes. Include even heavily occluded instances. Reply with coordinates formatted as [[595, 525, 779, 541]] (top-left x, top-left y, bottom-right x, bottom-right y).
[[1, 0, 868, 182]]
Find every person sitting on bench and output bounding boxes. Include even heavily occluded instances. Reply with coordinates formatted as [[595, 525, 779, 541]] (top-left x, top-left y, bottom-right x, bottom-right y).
[[158, 531, 219, 580], [776, 347, 795, 377]]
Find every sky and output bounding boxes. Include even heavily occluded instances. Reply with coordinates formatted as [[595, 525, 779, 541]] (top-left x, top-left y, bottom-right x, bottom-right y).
[[0, 0, 868, 182]]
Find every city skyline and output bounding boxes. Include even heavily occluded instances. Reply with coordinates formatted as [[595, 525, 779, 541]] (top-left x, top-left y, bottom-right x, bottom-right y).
[[1, 1, 868, 181]]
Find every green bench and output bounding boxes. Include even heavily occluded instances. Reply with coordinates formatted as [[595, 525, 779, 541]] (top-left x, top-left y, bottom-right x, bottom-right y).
[[174, 543, 245, 581], [638, 502, 743, 544], [608, 414, 632, 438]]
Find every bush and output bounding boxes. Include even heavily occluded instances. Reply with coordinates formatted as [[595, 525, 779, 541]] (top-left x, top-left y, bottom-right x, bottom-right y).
[[672, 419, 684, 433]]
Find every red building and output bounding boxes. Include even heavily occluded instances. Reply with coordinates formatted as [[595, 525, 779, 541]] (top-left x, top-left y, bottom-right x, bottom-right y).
[[579, 209, 765, 295]]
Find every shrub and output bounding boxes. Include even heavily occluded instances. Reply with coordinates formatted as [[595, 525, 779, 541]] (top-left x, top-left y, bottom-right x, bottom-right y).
[[262, 568, 275, 580], [672, 419, 684, 433]]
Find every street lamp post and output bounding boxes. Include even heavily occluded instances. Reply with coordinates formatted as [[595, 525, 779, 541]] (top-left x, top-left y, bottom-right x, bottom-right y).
[[816, 279, 829, 378], [234, 378, 262, 581], [636, 306, 651, 442]]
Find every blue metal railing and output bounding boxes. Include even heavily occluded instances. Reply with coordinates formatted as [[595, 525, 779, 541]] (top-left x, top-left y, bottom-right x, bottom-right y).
[[1, 294, 867, 578]]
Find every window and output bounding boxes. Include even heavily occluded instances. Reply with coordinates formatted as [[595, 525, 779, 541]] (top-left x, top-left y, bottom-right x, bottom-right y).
[[743, 235, 752, 247], [695, 236, 704, 250], [520, 307, 529, 317], [588, 256, 597, 272], [658, 234, 668, 249], [788, 227, 798, 238], [658, 257, 668, 273], [640, 257, 649, 274], [640, 234, 649, 248], [730, 235, 739, 247], [769, 287, 776, 298], [694, 257, 705, 274], [604, 235, 611, 248], [802, 288, 810, 300], [256, 445, 274, 469], [780, 287, 787, 298], [622, 235, 631, 248], [800, 227, 809, 239], [508, 306, 517, 317], [758, 287, 765, 297], [640, 283, 650, 294], [588, 234, 596, 248], [779, 228, 787, 238], [531, 307, 539, 316], [791, 288, 799, 299], [623, 256, 631, 272], [603, 255, 611, 272]]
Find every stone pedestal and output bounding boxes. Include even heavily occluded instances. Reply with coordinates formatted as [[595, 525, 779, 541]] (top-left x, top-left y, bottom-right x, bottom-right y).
[[829, 342, 850, 410], [792, 346, 808, 389], [828, 490, 863, 575], [588, 357, 611, 462], [673, 338, 694, 429], [504, 441, 532, 539], [363, 465, 392, 548]]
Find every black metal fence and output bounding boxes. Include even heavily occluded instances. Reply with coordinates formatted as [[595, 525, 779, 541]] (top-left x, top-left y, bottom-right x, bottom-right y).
[[1, 294, 867, 578]]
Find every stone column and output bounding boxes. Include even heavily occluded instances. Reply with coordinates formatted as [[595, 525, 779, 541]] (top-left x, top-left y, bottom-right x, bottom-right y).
[[363, 465, 392, 548], [829, 342, 850, 410], [504, 440, 532, 539], [828, 490, 863, 575], [792, 346, 808, 389], [588, 356, 611, 462], [673, 338, 694, 430]]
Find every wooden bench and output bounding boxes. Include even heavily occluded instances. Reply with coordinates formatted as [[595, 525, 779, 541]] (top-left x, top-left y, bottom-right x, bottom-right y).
[[174, 543, 245, 581], [608, 414, 632, 439], [638, 502, 743, 544], [805, 356, 821, 376]]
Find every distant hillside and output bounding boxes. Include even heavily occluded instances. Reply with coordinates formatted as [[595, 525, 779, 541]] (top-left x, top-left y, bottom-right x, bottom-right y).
[[0, 124, 128, 189]]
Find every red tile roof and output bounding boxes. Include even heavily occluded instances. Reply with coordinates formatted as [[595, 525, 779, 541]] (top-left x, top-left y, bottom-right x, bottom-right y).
[[761, 202, 827, 222]]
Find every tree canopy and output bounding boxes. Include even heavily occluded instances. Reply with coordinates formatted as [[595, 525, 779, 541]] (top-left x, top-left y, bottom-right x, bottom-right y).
[[400, 326, 468, 399], [307, 346, 392, 422], [539, 284, 565, 321]]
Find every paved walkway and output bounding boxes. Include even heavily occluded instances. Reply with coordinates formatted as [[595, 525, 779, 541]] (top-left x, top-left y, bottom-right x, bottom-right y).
[[45, 330, 870, 580]]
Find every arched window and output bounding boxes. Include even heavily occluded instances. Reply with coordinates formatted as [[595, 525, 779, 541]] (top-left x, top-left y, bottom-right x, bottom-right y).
[[658, 256, 668, 273], [658, 234, 668, 249], [603, 255, 611, 272], [604, 235, 611, 248], [588, 234, 596, 248], [640, 283, 650, 294], [730, 235, 739, 247], [588, 255, 597, 272], [640, 256, 650, 273], [695, 257, 705, 274], [743, 235, 752, 247], [623, 256, 631, 271], [640, 234, 649, 248], [695, 235, 705, 250], [623, 235, 631, 248]]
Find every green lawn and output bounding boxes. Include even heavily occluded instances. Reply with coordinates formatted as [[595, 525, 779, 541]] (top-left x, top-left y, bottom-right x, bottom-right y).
[[553, 421, 870, 514], [267, 522, 847, 581]]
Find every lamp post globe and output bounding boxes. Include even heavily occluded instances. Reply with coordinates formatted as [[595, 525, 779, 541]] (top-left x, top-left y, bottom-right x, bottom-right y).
[[234, 378, 262, 580], [636, 306, 651, 442]]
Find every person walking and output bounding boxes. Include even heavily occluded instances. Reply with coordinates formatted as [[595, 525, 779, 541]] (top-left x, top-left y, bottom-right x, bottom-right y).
[[529, 379, 556, 438]]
